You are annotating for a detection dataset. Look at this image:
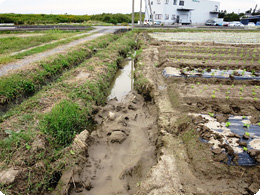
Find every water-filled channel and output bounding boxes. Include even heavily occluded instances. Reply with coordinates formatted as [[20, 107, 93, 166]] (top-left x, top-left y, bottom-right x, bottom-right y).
[[107, 56, 135, 102]]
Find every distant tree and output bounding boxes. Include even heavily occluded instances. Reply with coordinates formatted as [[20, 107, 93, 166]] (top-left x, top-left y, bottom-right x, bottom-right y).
[[218, 10, 226, 18], [224, 12, 240, 21]]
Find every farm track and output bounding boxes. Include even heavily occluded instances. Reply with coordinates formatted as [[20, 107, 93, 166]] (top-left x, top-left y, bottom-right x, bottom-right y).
[[0, 27, 121, 77]]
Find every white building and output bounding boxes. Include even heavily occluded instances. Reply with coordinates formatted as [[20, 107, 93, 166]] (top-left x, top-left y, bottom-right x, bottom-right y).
[[145, 0, 220, 25]]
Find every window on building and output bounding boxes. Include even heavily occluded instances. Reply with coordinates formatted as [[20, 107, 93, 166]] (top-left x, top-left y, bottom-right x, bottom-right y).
[[173, 0, 177, 5], [165, 14, 169, 20], [157, 0, 161, 4], [155, 14, 163, 19], [171, 14, 176, 20], [179, 0, 184, 6], [151, 1, 153, 5], [165, 0, 169, 4]]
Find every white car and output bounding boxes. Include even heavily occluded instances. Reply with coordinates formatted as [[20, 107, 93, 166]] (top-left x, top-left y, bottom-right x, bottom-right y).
[[144, 20, 153, 25], [248, 22, 256, 27], [229, 21, 244, 27]]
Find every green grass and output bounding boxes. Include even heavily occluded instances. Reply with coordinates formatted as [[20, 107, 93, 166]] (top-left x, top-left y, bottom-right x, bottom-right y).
[[40, 100, 89, 146], [0, 30, 90, 56], [0, 31, 95, 65], [0, 130, 32, 165]]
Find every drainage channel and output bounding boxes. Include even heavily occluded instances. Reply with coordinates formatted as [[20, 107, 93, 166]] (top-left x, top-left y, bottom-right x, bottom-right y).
[[70, 53, 158, 194], [107, 54, 135, 102]]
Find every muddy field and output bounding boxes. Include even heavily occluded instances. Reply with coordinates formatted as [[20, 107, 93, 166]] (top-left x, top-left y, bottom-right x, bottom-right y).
[[1, 30, 260, 195], [134, 32, 260, 194]]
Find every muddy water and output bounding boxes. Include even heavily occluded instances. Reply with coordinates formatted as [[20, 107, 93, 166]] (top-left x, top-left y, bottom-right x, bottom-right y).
[[107, 57, 134, 102]]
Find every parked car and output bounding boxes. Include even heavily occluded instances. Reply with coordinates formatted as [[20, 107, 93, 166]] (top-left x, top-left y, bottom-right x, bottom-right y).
[[154, 21, 162, 25], [144, 19, 153, 25], [256, 22, 260, 26], [205, 19, 217, 26], [248, 22, 256, 27], [228, 21, 244, 27], [222, 22, 229, 26]]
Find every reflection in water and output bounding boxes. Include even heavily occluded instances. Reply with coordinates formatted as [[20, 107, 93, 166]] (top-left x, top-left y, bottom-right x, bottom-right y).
[[107, 57, 134, 102]]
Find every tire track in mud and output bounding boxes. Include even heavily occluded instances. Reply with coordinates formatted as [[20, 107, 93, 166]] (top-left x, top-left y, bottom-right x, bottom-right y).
[[69, 93, 158, 194]]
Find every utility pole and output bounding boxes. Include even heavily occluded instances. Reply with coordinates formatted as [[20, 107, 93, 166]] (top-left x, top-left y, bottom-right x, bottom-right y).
[[132, 0, 135, 29], [140, 0, 142, 25]]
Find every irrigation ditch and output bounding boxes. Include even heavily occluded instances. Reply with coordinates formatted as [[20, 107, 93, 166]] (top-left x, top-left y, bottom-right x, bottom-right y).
[[0, 30, 260, 195]]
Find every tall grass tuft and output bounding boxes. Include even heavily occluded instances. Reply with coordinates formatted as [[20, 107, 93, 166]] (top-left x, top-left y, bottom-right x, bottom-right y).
[[40, 100, 88, 146]]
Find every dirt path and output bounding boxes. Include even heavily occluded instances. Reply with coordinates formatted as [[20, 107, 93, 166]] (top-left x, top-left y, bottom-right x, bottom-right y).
[[0, 27, 122, 77], [69, 93, 158, 194]]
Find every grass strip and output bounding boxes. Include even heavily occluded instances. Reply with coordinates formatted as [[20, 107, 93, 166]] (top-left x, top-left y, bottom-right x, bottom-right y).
[[0, 30, 90, 56], [0, 31, 95, 65], [0, 31, 137, 194], [0, 33, 119, 111]]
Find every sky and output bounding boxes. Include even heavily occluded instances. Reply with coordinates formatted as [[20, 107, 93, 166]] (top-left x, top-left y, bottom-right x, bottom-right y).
[[0, 0, 259, 15]]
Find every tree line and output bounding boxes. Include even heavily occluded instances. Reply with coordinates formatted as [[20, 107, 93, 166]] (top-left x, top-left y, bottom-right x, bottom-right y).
[[219, 7, 260, 22], [0, 13, 144, 25]]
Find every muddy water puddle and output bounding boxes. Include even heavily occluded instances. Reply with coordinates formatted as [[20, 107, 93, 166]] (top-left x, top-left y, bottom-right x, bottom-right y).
[[107, 56, 135, 102], [197, 114, 260, 166], [163, 67, 260, 80]]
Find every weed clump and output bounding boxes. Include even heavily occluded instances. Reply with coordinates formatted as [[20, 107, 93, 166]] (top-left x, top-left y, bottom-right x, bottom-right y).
[[40, 100, 88, 146]]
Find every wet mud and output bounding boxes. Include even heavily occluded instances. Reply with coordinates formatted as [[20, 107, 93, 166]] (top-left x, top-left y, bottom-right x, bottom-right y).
[[68, 93, 158, 194]]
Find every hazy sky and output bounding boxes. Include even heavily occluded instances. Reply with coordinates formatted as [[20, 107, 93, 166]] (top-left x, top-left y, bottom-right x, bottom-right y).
[[0, 0, 259, 15]]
